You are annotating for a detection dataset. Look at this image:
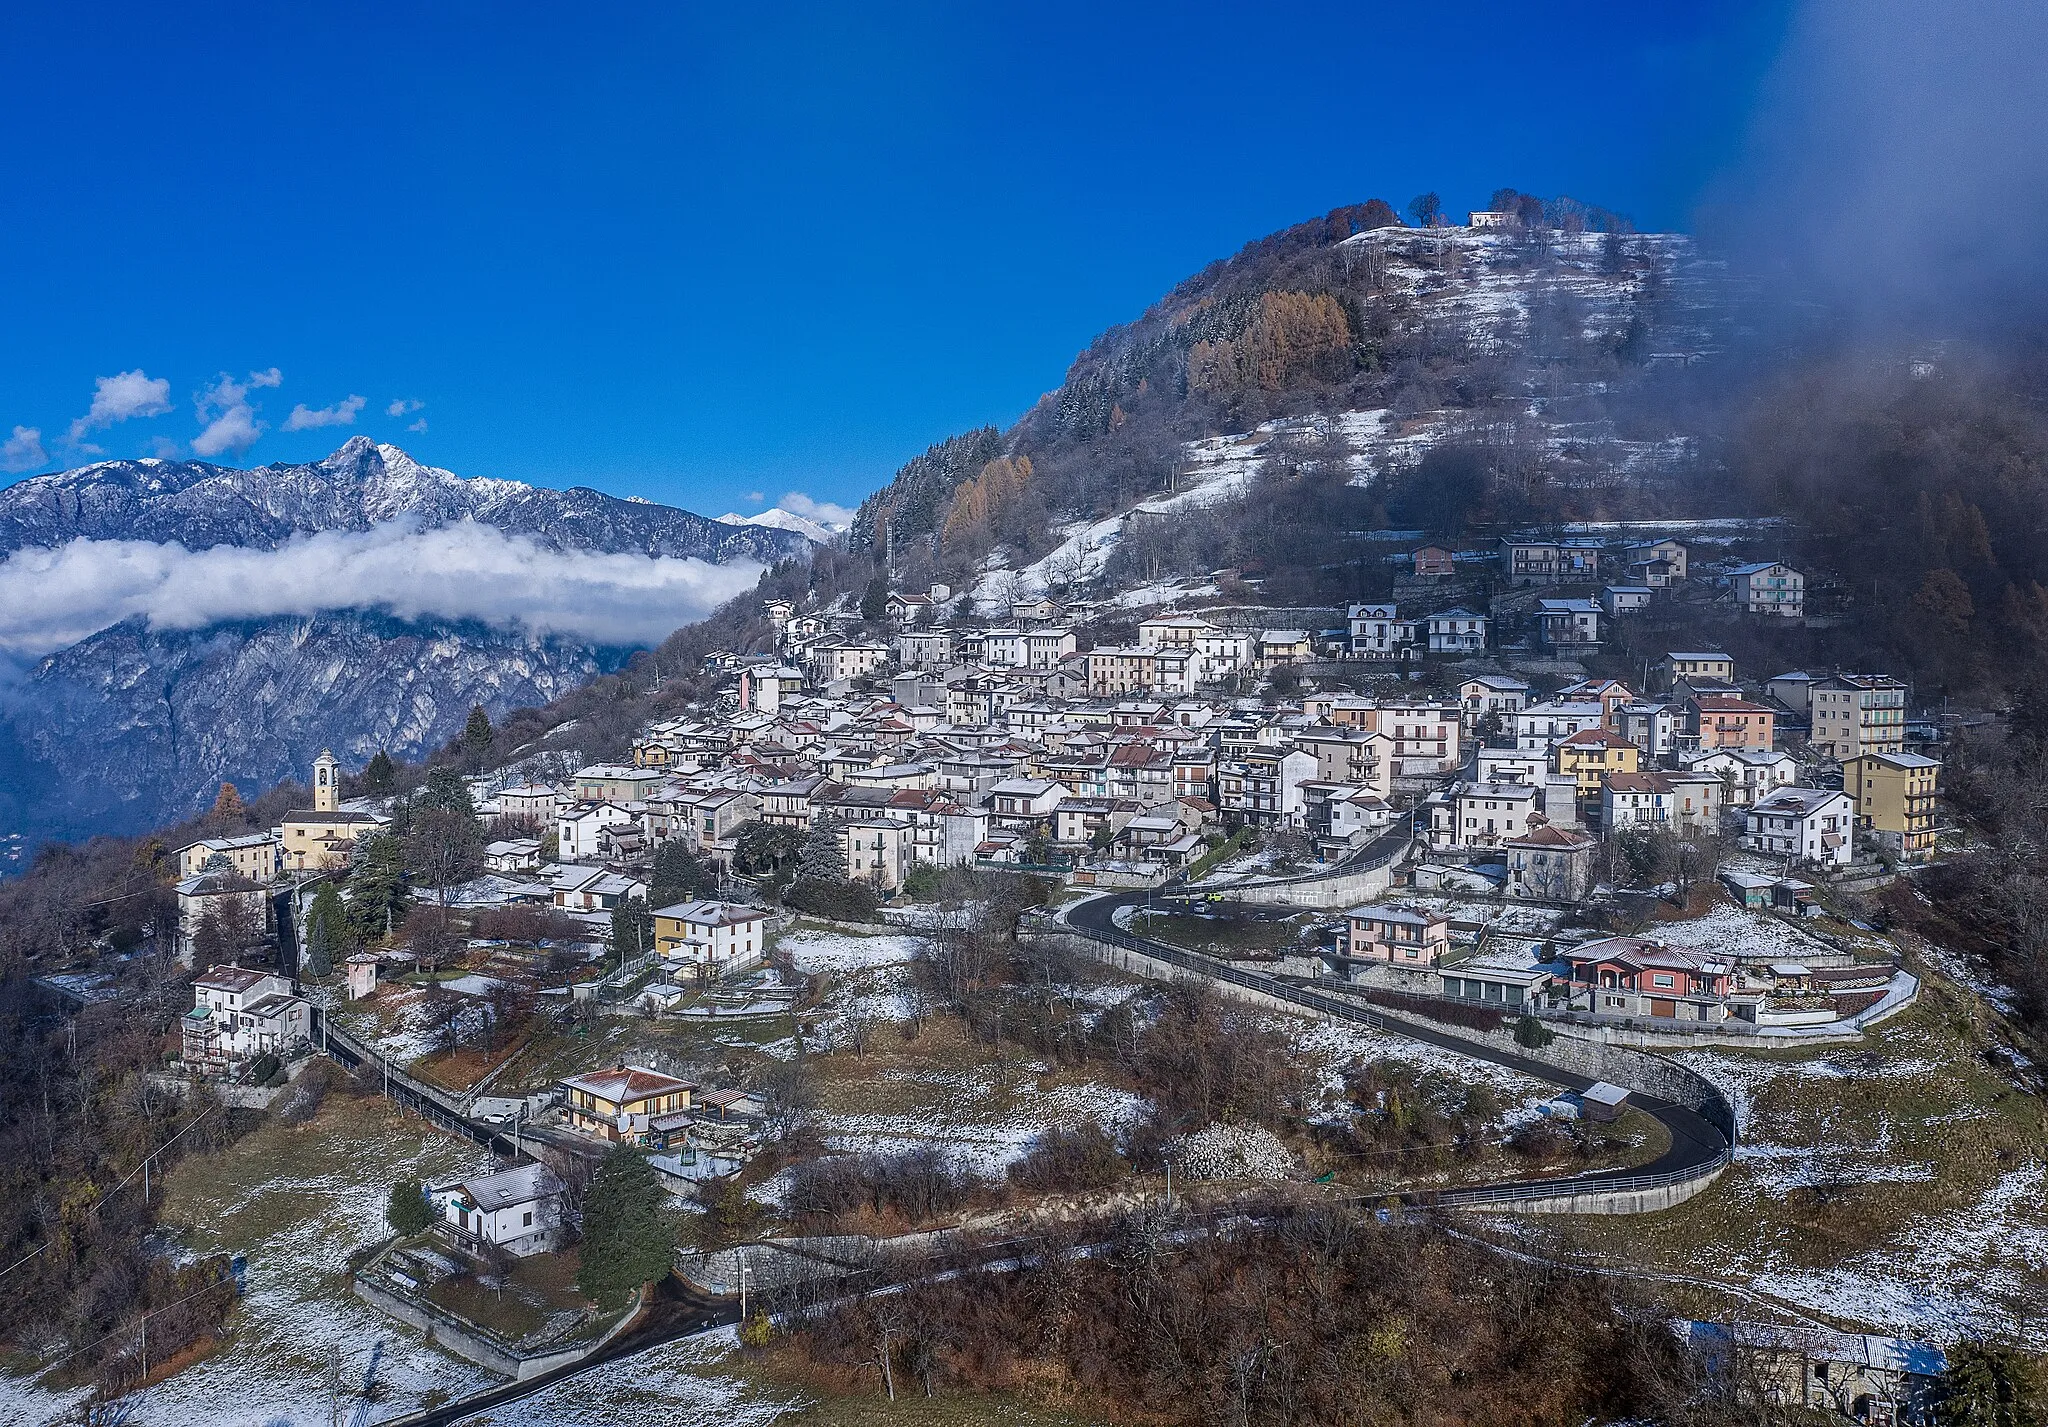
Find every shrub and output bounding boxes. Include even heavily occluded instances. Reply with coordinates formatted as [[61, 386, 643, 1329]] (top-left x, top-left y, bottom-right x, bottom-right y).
[[247, 1052, 281, 1084], [784, 876, 882, 923], [1008, 1121, 1129, 1193]]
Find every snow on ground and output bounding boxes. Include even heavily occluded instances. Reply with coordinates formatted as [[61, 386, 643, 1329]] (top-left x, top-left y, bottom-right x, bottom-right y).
[[1648, 905, 1839, 964], [1294, 1018, 1550, 1113], [1400, 896, 1569, 936], [1747, 1165, 2048, 1343], [453, 1327, 799, 1426], [1917, 940, 2020, 1016], [813, 1062, 1147, 1181], [776, 928, 922, 974], [26, 1103, 505, 1426]]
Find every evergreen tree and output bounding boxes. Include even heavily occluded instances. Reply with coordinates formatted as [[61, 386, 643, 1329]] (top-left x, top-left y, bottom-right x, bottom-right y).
[[798, 812, 848, 882], [577, 1146, 676, 1305], [461, 704, 494, 772], [419, 765, 476, 819], [345, 834, 411, 943], [611, 894, 654, 960], [386, 1179, 432, 1236], [304, 882, 350, 976], [361, 750, 398, 797], [1937, 1341, 2045, 1427], [649, 840, 715, 907], [860, 575, 889, 624]]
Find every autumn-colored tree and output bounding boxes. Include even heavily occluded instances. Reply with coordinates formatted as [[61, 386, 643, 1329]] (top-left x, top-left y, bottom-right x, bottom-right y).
[[208, 782, 248, 828], [940, 454, 1033, 555], [1189, 291, 1353, 396]]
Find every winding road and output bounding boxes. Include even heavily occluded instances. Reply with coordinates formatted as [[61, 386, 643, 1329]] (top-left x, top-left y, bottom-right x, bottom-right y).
[[1059, 888, 1732, 1203]]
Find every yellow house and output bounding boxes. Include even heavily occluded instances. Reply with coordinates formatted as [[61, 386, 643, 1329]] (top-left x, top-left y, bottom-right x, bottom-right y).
[[1843, 751, 1940, 861], [1553, 727, 1640, 794], [281, 750, 388, 871], [558, 1064, 697, 1143]]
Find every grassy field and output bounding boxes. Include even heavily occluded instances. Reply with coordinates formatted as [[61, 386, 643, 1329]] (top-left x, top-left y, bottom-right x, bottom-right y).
[[1494, 977, 2048, 1340], [125, 1091, 501, 1426]]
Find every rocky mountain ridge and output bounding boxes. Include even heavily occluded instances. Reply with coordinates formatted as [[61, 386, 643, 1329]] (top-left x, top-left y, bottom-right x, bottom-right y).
[[0, 435, 808, 563], [0, 439, 802, 846]]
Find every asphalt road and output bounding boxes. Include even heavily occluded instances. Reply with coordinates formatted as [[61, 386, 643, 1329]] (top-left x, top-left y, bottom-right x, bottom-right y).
[[1061, 888, 1731, 1195]]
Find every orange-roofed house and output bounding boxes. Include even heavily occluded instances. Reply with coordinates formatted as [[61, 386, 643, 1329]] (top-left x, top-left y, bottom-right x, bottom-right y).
[[559, 1064, 697, 1143]]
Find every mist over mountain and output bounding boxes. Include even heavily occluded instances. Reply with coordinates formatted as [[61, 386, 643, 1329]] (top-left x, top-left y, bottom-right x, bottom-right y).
[[0, 437, 807, 844]]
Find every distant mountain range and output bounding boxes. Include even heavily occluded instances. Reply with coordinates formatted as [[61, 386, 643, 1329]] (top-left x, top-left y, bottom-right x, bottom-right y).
[[0, 435, 805, 563], [0, 438, 810, 846]]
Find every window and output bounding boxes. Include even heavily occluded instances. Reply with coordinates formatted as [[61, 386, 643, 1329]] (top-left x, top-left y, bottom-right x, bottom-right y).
[[523, 1210, 533, 1227]]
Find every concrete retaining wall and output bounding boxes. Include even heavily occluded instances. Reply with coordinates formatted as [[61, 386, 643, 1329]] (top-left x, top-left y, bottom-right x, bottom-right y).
[[1209, 860, 1399, 910], [1027, 931, 1336, 1023], [1451, 1165, 1727, 1216], [352, 1276, 639, 1381]]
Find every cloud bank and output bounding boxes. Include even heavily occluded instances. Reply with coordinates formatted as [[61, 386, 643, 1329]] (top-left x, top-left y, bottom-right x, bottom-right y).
[[1717, 0, 2048, 323], [0, 518, 763, 657], [778, 491, 855, 529]]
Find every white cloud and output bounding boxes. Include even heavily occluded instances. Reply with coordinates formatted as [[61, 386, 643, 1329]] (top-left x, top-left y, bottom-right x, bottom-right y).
[[67, 369, 172, 444], [283, 394, 367, 431], [2, 426, 48, 474], [744, 490, 764, 504], [407, 417, 428, 433], [0, 519, 764, 657], [192, 369, 278, 458], [148, 436, 184, 460], [193, 404, 263, 458], [387, 398, 425, 417], [778, 491, 856, 530]]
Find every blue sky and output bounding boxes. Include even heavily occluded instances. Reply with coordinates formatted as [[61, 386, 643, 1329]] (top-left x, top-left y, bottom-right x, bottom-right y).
[[0, 1, 1788, 515]]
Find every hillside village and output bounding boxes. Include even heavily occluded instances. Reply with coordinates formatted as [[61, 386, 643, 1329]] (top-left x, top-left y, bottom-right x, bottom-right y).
[[68, 500, 1999, 1414], [9, 197, 2046, 1427]]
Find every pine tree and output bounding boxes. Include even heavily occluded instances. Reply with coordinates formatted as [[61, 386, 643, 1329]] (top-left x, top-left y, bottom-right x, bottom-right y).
[[860, 576, 889, 624], [577, 1147, 677, 1306], [798, 813, 848, 882], [304, 882, 350, 976], [649, 840, 714, 907], [419, 765, 476, 819], [362, 750, 398, 797], [462, 705, 494, 772], [386, 1179, 432, 1236], [345, 834, 411, 943]]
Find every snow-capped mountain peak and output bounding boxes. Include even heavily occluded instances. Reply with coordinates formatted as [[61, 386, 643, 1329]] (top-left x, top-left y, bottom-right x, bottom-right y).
[[717, 506, 843, 544]]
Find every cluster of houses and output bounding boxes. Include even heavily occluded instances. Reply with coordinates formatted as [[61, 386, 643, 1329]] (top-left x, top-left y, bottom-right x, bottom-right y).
[[1415, 648, 1937, 889], [1334, 881, 1896, 1031]]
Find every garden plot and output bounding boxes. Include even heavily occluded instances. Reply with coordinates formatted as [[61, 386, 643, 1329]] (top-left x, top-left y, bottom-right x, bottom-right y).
[[114, 1094, 499, 1426]]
